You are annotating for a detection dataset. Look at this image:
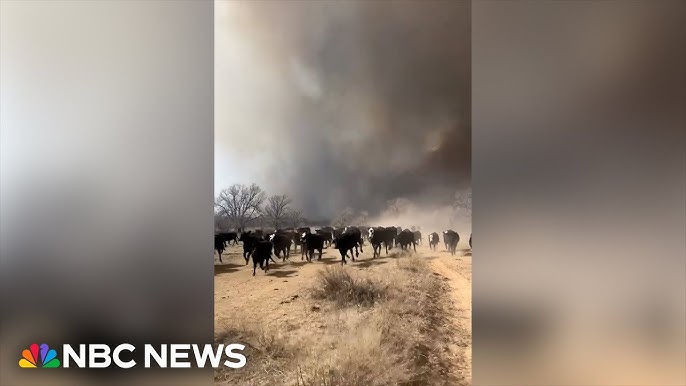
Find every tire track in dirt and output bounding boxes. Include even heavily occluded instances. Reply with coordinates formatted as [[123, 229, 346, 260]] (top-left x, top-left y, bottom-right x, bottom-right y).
[[430, 255, 472, 384]]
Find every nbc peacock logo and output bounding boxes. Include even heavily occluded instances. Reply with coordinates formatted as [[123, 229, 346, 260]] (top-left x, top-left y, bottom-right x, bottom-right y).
[[19, 343, 61, 368]]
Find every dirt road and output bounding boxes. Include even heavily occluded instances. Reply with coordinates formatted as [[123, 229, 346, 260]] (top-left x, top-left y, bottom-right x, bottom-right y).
[[214, 239, 472, 384], [429, 250, 472, 383]]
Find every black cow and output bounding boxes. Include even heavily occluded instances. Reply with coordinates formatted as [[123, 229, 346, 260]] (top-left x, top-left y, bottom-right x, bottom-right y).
[[216, 232, 239, 247], [397, 229, 417, 252], [269, 232, 292, 261], [251, 240, 273, 276], [367, 227, 381, 258], [315, 229, 333, 247], [393, 227, 403, 247], [333, 232, 358, 264], [239, 231, 260, 264], [301, 232, 324, 262], [343, 226, 363, 256], [443, 230, 460, 255], [412, 231, 422, 246], [214, 235, 226, 263], [384, 226, 398, 250], [332, 227, 344, 240], [368, 227, 390, 258], [428, 232, 440, 251], [297, 227, 312, 260]]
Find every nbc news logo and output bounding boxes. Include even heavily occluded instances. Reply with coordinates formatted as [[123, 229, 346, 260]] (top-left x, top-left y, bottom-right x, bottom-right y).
[[19, 343, 60, 368], [19, 342, 246, 369]]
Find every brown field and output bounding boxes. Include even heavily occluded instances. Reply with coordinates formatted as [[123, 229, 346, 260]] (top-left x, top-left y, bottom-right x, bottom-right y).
[[214, 240, 472, 386]]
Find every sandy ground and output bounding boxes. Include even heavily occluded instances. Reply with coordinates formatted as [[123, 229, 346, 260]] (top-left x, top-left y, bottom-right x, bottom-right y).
[[214, 238, 472, 383]]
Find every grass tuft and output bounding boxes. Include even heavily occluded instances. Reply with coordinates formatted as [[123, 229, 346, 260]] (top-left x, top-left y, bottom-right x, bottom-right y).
[[311, 266, 387, 307]]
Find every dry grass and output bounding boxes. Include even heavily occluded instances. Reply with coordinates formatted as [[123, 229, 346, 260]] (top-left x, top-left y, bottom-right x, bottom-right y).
[[215, 256, 465, 386], [311, 266, 387, 307], [214, 321, 292, 385]]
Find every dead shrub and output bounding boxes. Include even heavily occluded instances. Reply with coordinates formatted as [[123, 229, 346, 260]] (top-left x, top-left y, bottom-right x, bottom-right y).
[[311, 266, 387, 307]]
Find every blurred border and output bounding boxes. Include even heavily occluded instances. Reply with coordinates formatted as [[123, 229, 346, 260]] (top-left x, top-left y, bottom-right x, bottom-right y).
[[1, 1, 214, 385], [473, 1, 685, 385]]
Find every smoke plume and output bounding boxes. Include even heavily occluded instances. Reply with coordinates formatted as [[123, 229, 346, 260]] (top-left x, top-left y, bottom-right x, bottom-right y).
[[215, 1, 470, 220]]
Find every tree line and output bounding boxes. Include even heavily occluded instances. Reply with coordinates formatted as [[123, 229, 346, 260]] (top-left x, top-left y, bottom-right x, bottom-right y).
[[214, 183, 306, 231], [215, 183, 471, 232]]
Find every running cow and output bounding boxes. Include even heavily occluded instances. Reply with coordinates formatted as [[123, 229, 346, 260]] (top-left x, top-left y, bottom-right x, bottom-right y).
[[216, 232, 239, 247], [397, 229, 417, 252], [428, 232, 440, 251], [251, 240, 274, 276], [301, 232, 324, 262], [443, 230, 460, 255], [239, 231, 260, 264], [342, 226, 363, 257], [214, 235, 227, 263], [334, 231, 359, 264], [269, 232, 292, 262], [368, 227, 394, 258], [316, 228, 334, 247], [412, 230, 422, 246]]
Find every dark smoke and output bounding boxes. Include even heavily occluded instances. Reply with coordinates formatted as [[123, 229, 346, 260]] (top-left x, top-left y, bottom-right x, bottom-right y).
[[215, 1, 470, 219]]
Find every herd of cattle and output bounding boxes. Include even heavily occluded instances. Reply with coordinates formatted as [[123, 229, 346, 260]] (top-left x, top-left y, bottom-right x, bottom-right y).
[[215, 226, 472, 276]]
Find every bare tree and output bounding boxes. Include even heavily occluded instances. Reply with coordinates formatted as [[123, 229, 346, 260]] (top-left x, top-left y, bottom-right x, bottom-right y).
[[285, 209, 306, 229], [263, 194, 292, 229], [332, 207, 355, 227], [214, 183, 266, 230]]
